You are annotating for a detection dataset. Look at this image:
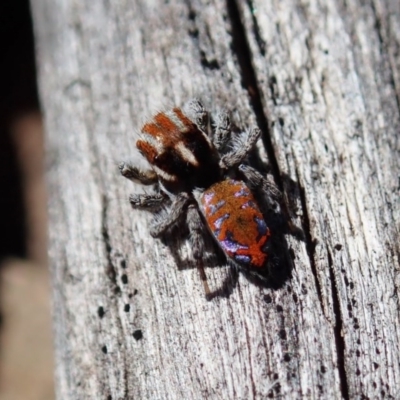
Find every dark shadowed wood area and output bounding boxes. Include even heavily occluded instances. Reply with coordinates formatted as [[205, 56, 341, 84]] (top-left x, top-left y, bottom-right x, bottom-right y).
[[31, 0, 400, 398]]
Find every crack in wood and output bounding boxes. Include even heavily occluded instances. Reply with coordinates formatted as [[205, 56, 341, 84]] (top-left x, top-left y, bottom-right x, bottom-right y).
[[100, 194, 130, 398], [327, 248, 350, 400], [226, 0, 282, 190], [289, 155, 329, 335], [101, 194, 121, 295], [295, 173, 324, 315], [245, 0, 266, 56]]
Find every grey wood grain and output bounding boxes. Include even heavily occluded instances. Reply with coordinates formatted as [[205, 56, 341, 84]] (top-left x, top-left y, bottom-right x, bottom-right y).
[[31, 0, 400, 398]]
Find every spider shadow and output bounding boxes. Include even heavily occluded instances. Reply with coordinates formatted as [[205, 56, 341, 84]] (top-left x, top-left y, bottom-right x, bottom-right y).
[[160, 222, 240, 300]]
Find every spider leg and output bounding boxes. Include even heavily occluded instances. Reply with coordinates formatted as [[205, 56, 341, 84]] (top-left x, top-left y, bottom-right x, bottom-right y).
[[239, 164, 282, 210], [149, 193, 191, 238], [212, 109, 231, 151], [182, 98, 209, 133], [119, 162, 158, 185], [240, 165, 304, 239], [186, 205, 211, 298], [129, 193, 167, 212], [219, 127, 261, 170]]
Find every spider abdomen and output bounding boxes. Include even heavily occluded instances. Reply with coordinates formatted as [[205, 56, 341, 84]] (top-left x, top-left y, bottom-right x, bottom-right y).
[[200, 179, 270, 269]]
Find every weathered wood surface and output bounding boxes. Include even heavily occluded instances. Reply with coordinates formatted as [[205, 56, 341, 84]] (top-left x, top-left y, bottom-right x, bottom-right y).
[[31, 0, 400, 398]]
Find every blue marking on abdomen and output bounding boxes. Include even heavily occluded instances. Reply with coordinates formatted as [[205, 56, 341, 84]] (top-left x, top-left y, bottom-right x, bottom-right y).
[[254, 216, 268, 236], [234, 254, 251, 265], [240, 200, 257, 210], [209, 200, 226, 215], [213, 213, 229, 236], [220, 231, 249, 253], [234, 187, 250, 197], [214, 213, 229, 229]]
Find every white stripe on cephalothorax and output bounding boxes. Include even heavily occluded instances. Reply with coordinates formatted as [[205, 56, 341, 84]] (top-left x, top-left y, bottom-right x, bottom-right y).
[[141, 132, 165, 154], [175, 142, 199, 166], [166, 109, 213, 149], [153, 165, 177, 182], [165, 110, 189, 132]]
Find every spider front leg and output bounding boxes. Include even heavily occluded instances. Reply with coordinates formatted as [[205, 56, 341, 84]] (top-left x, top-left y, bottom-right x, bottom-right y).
[[182, 98, 209, 133], [212, 109, 231, 151], [186, 205, 211, 298], [219, 127, 261, 170], [149, 193, 191, 238], [119, 162, 158, 185]]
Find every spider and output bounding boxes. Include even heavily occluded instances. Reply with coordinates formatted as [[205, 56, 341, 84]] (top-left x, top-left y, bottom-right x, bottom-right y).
[[119, 99, 281, 296]]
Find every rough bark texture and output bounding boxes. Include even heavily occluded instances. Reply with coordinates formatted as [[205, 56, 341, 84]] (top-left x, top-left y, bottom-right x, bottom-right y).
[[31, 0, 400, 398]]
